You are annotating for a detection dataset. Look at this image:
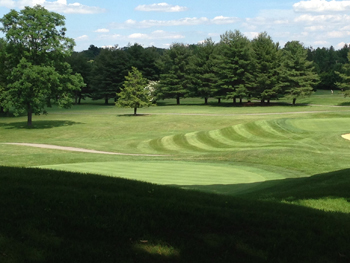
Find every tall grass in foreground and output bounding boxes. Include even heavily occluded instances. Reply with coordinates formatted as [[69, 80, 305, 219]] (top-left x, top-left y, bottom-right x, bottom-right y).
[[1, 166, 349, 263]]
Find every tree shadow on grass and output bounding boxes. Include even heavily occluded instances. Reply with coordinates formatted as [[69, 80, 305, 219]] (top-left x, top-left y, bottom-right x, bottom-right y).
[[156, 101, 311, 108], [338, 101, 350, 106], [0, 166, 350, 262], [0, 120, 84, 129], [179, 168, 350, 201], [116, 113, 151, 117]]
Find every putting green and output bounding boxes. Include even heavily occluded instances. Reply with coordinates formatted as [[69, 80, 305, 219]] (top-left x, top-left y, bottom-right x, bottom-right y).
[[38, 161, 293, 186]]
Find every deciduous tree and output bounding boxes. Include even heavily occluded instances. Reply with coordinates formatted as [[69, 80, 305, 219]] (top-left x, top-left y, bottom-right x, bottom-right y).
[[116, 67, 153, 115], [0, 5, 84, 126]]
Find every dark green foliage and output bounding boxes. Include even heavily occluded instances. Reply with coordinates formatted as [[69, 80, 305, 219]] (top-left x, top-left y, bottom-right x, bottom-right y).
[[249, 32, 281, 103], [124, 43, 161, 81], [308, 45, 350, 90], [66, 52, 93, 104], [187, 38, 218, 104], [213, 30, 253, 104], [0, 166, 349, 262], [156, 43, 192, 105], [80, 44, 102, 60], [116, 67, 153, 115], [90, 46, 129, 104], [279, 41, 319, 104], [0, 5, 84, 126], [335, 51, 350, 97]]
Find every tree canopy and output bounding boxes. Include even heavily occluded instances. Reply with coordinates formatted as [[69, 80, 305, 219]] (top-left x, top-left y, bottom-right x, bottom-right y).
[[279, 41, 319, 104], [0, 5, 84, 126]]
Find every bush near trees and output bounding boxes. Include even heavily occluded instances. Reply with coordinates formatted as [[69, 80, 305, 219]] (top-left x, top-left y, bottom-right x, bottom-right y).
[[0, 5, 84, 126]]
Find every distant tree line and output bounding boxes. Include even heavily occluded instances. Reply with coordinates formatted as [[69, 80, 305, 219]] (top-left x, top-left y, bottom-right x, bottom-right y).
[[2, 28, 350, 114]]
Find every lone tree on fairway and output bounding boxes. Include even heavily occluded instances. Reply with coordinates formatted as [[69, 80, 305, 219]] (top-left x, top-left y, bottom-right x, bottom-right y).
[[0, 5, 84, 126], [116, 67, 153, 115]]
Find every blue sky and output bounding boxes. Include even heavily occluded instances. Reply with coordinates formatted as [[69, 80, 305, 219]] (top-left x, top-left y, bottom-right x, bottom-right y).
[[1, 0, 350, 51]]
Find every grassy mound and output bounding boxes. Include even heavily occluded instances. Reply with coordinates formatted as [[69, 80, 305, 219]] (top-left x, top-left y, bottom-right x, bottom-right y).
[[140, 117, 350, 154], [0, 166, 349, 263]]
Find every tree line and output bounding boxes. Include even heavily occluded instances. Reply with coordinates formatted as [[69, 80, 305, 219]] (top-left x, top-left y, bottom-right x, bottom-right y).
[[1, 5, 350, 126], [65, 31, 350, 106]]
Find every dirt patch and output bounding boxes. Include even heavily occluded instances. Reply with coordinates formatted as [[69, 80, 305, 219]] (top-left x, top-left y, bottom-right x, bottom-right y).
[[3, 143, 166, 157], [341, 134, 350, 141]]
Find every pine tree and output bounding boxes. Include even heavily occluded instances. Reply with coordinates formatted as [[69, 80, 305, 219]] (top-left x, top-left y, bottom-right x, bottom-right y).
[[156, 43, 192, 105], [187, 38, 217, 104], [90, 47, 129, 105], [249, 32, 281, 103], [336, 51, 350, 97], [116, 67, 153, 115], [212, 30, 252, 104], [279, 41, 319, 105]]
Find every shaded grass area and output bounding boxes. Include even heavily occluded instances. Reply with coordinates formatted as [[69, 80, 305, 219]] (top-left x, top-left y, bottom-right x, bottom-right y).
[[0, 166, 349, 263]]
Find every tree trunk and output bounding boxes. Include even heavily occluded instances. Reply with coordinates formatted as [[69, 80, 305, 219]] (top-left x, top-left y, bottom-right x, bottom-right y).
[[78, 96, 82, 104], [240, 98, 243, 104], [218, 98, 221, 104], [204, 97, 208, 105], [105, 96, 109, 105], [261, 99, 265, 103], [27, 104, 32, 127], [134, 107, 137, 115], [75, 94, 78, 105], [233, 97, 236, 104], [267, 99, 270, 104], [0, 106, 4, 113], [176, 96, 180, 105], [292, 98, 296, 105]]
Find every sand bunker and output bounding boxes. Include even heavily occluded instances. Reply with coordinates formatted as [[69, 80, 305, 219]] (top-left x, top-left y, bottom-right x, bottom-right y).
[[3, 143, 166, 157], [341, 134, 350, 141]]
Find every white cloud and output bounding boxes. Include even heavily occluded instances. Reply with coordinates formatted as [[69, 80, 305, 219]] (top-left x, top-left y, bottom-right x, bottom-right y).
[[294, 14, 350, 23], [211, 16, 240, 25], [0, 0, 106, 14], [135, 3, 188, 12], [244, 32, 259, 39], [111, 16, 240, 29], [98, 30, 185, 41], [314, 40, 329, 45], [0, 0, 16, 8], [94, 28, 109, 33], [337, 41, 350, 48], [325, 30, 350, 38], [75, 34, 88, 41], [304, 25, 326, 31], [294, 0, 350, 13]]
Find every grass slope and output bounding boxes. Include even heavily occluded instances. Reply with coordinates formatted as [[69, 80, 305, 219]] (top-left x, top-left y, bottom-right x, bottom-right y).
[[0, 166, 349, 263]]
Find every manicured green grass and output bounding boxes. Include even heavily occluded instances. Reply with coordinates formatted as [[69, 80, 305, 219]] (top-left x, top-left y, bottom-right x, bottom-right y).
[[1, 91, 350, 262], [0, 166, 349, 263]]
